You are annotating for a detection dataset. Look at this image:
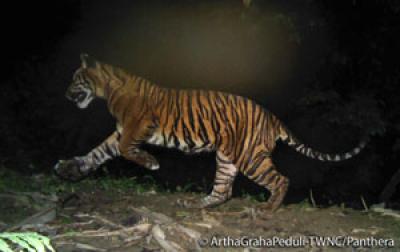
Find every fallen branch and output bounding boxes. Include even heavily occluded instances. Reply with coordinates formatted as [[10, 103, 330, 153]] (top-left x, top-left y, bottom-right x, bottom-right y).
[[152, 224, 184, 252], [370, 204, 400, 219], [131, 207, 200, 234], [173, 224, 201, 241], [55, 241, 107, 252], [130, 206, 174, 224], [74, 212, 133, 238], [53, 223, 152, 239], [182, 222, 213, 229], [130, 206, 202, 250]]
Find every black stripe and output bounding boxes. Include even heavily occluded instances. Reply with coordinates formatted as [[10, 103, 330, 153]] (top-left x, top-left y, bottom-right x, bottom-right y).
[[216, 169, 232, 177], [103, 142, 114, 157], [186, 91, 196, 131], [173, 134, 180, 148], [264, 173, 278, 186], [245, 150, 267, 176], [183, 124, 195, 149], [216, 155, 231, 164], [254, 167, 274, 184], [197, 116, 209, 144], [162, 131, 168, 146], [173, 93, 182, 132], [232, 101, 246, 164]]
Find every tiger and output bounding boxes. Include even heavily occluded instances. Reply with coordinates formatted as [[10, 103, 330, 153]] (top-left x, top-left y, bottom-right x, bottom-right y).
[[55, 53, 367, 212]]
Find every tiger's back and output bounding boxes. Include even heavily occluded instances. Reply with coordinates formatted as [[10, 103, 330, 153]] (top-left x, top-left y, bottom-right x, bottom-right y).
[[147, 88, 280, 156]]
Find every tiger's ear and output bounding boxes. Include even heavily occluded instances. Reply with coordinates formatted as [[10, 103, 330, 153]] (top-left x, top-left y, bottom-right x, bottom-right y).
[[80, 53, 96, 69]]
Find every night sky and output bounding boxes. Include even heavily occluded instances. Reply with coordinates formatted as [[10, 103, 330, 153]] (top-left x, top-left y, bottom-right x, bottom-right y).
[[1, 0, 399, 209]]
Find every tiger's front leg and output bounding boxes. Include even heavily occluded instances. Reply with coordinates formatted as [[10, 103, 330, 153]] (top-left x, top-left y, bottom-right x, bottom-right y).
[[119, 121, 160, 170], [55, 131, 120, 181], [120, 148, 160, 170]]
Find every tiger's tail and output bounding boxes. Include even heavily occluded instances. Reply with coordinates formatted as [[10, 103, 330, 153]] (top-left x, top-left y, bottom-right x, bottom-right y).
[[278, 124, 368, 162]]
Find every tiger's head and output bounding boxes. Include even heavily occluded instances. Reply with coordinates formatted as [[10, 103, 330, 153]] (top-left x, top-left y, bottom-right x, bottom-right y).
[[65, 53, 98, 109]]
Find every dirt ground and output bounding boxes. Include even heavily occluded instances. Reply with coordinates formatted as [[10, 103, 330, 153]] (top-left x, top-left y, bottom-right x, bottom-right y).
[[2, 185, 399, 252]]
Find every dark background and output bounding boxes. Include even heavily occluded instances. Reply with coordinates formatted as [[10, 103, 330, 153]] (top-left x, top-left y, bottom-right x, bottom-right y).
[[0, 0, 399, 209]]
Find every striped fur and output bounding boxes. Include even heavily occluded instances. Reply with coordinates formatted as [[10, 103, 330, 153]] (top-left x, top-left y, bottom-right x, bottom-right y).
[[55, 54, 367, 211], [279, 124, 368, 162]]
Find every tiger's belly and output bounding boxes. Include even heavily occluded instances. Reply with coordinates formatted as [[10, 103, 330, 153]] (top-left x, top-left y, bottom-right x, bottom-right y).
[[146, 131, 213, 153]]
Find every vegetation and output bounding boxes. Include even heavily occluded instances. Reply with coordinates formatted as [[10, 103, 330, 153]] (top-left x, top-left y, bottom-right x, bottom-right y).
[[0, 232, 55, 252], [0, 169, 160, 196]]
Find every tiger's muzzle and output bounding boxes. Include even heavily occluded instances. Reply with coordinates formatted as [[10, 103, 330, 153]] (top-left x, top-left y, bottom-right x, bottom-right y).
[[65, 85, 94, 109]]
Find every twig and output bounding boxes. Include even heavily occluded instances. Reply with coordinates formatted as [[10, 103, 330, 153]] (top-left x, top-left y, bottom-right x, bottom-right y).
[[75, 212, 133, 238], [130, 206, 174, 224], [67, 220, 95, 227], [130, 207, 201, 242], [173, 224, 201, 241], [360, 195, 369, 212], [183, 222, 212, 229], [53, 223, 152, 239], [309, 189, 317, 208], [92, 213, 127, 230], [55, 241, 107, 252], [152, 224, 183, 252], [45, 220, 94, 230]]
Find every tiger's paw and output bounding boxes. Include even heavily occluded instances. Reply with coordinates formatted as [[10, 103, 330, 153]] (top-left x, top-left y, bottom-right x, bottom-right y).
[[54, 158, 89, 181], [145, 160, 160, 171], [142, 157, 160, 171], [177, 195, 224, 209]]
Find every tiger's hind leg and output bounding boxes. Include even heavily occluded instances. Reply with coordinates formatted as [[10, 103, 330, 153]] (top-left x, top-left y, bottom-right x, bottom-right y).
[[243, 155, 289, 212], [177, 152, 238, 208]]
